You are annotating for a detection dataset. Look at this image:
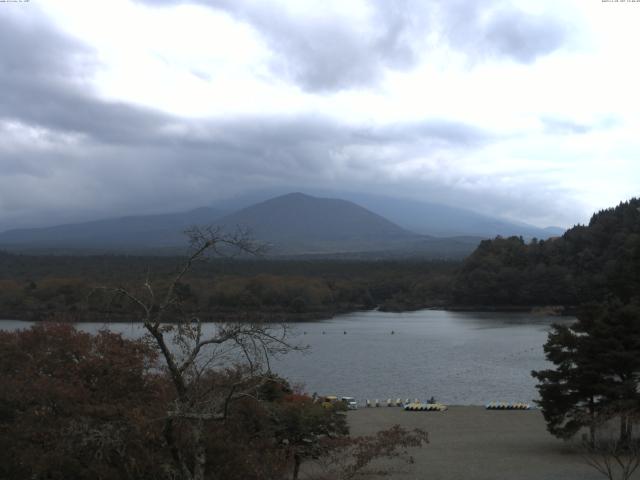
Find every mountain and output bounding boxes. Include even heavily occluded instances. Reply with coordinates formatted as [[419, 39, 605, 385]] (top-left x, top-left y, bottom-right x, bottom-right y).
[[323, 191, 565, 239], [211, 189, 565, 239], [212, 192, 421, 254], [0, 193, 484, 258], [0, 207, 224, 251], [3, 190, 568, 257]]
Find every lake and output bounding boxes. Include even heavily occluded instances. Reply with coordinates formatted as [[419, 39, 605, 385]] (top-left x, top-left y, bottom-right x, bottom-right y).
[[0, 309, 571, 405]]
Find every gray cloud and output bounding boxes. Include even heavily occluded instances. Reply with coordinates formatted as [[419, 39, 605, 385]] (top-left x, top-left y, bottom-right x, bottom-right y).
[[438, 0, 567, 64], [540, 116, 620, 136], [541, 117, 591, 135], [1, 104, 575, 231], [481, 7, 566, 63], [0, 4, 583, 232], [0, 12, 174, 145], [199, 0, 418, 92], [136, 0, 569, 91]]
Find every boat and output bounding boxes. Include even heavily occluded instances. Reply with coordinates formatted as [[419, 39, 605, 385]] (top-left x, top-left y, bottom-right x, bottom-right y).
[[404, 402, 447, 412], [485, 401, 531, 410]]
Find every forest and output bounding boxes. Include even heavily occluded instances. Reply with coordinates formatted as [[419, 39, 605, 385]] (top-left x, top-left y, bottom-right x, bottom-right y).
[[452, 198, 640, 308], [0, 254, 457, 322], [1, 198, 639, 322]]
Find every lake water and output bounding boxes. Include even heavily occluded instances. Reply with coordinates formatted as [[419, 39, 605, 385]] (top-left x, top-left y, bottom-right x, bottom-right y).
[[0, 309, 571, 405]]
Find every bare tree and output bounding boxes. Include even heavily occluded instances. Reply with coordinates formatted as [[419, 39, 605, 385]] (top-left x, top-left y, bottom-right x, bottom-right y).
[[307, 425, 429, 480], [581, 409, 640, 480], [105, 226, 299, 480]]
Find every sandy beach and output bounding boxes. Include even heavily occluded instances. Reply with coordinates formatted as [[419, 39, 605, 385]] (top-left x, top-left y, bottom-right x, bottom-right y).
[[346, 406, 620, 480]]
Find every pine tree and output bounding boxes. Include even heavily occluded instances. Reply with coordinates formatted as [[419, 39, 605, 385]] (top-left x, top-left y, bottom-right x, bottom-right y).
[[532, 321, 602, 443], [532, 299, 640, 445]]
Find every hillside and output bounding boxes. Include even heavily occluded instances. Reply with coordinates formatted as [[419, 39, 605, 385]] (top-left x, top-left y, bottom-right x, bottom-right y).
[[1, 193, 472, 257], [213, 192, 420, 254], [452, 198, 640, 306], [337, 192, 565, 239], [208, 189, 565, 239], [0, 207, 223, 250], [0, 192, 500, 258]]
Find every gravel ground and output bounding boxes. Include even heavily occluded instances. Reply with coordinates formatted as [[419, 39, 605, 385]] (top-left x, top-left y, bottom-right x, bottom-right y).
[[345, 406, 627, 480]]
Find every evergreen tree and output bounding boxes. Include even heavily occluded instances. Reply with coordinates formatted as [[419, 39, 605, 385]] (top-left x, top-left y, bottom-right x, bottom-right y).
[[532, 299, 640, 445], [577, 300, 640, 444], [532, 321, 602, 443], [454, 197, 640, 307]]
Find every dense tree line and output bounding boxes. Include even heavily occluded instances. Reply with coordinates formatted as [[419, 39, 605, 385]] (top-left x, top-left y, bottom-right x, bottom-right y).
[[0, 255, 457, 321], [453, 198, 640, 307], [3, 198, 638, 321]]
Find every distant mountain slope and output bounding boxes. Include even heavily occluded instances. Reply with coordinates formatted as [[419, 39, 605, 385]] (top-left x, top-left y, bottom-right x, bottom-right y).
[[213, 192, 421, 254], [0, 187, 566, 256], [0, 207, 223, 249], [0, 192, 491, 258], [215, 189, 565, 239], [330, 192, 565, 239]]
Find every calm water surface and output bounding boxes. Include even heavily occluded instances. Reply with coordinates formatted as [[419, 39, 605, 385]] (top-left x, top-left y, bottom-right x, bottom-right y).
[[0, 309, 572, 405]]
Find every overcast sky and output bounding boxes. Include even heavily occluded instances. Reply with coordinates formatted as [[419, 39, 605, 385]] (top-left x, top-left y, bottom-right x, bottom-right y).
[[1, 0, 639, 230]]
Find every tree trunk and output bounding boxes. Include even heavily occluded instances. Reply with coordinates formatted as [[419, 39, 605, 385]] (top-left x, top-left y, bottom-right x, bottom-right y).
[[192, 420, 207, 480], [292, 454, 301, 480], [620, 414, 630, 447], [589, 398, 596, 448], [164, 417, 193, 480]]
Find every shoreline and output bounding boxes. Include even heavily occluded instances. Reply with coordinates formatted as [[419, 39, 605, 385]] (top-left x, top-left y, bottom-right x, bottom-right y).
[[0, 304, 575, 323]]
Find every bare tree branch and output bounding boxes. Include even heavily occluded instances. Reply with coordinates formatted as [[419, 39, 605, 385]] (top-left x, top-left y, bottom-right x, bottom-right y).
[[95, 225, 301, 480]]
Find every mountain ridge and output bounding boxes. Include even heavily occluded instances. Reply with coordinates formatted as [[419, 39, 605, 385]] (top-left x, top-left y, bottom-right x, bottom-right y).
[[212, 192, 419, 254], [0, 192, 563, 257], [0, 207, 224, 249]]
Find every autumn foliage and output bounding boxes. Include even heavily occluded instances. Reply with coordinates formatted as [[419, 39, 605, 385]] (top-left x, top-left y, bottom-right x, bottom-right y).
[[0, 323, 168, 480], [0, 323, 427, 479]]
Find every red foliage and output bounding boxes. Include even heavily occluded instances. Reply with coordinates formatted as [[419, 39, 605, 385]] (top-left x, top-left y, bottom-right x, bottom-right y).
[[0, 324, 429, 480], [0, 323, 169, 480]]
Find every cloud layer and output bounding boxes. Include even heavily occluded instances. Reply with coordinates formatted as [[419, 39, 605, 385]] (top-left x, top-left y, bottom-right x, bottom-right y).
[[136, 0, 568, 91], [0, 1, 637, 232]]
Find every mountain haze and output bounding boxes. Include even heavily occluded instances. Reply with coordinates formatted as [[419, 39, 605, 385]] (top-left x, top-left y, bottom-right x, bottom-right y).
[[326, 192, 565, 239], [208, 189, 565, 239]]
